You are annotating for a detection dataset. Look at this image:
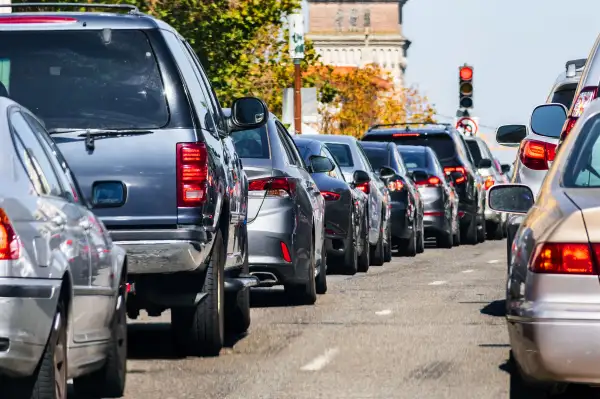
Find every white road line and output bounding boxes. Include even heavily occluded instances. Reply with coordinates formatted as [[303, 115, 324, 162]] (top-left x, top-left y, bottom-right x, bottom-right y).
[[428, 280, 447, 286], [301, 348, 340, 371], [487, 259, 500, 264], [462, 269, 474, 273], [375, 309, 392, 316]]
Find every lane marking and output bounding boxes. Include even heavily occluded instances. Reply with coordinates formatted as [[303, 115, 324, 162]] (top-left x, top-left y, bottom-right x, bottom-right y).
[[462, 269, 474, 273], [301, 348, 340, 371], [428, 280, 447, 286], [487, 259, 499, 264], [375, 309, 392, 316]]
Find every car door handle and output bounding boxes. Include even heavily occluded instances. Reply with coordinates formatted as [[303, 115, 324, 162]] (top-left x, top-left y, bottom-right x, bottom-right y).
[[51, 215, 66, 228], [79, 219, 92, 231]]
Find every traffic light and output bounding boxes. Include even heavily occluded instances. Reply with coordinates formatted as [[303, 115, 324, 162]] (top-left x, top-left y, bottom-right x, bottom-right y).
[[459, 65, 473, 109]]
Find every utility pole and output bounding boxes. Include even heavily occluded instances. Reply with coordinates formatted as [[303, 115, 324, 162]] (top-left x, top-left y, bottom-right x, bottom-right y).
[[289, 13, 305, 134]]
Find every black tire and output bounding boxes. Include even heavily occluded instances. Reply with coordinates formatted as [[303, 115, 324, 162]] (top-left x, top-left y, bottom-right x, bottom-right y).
[[416, 219, 425, 253], [7, 301, 68, 399], [370, 231, 385, 266], [437, 229, 453, 249], [225, 238, 251, 335], [74, 288, 127, 398], [316, 241, 328, 295], [462, 215, 478, 245], [342, 218, 358, 275], [286, 233, 317, 305], [383, 225, 392, 262], [486, 222, 503, 240], [477, 218, 486, 243], [452, 224, 461, 246], [172, 230, 225, 357], [357, 217, 370, 273], [401, 222, 417, 257]]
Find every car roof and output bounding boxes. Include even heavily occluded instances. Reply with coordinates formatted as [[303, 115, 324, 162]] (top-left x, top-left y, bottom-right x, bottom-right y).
[[366, 127, 452, 136], [396, 144, 428, 153], [293, 137, 321, 148], [309, 134, 357, 144], [360, 141, 391, 149]]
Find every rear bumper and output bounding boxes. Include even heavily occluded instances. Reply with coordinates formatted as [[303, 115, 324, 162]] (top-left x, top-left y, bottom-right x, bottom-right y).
[[0, 278, 61, 377], [111, 228, 209, 275], [484, 208, 502, 224], [423, 213, 447, 235]]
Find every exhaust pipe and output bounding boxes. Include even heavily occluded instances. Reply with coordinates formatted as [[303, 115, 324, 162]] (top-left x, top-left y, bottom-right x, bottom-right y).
[[250, 271, 278, 286]]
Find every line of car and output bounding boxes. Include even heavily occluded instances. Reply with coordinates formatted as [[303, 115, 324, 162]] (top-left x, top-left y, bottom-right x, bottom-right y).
[[0, 4, 514, 399]]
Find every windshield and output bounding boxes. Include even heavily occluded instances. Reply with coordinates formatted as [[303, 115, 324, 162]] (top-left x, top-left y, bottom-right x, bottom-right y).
[[374, 134, 457, 162], [231, 126, 270, 159], [563, 115, 600, 187], [397, 148, 429, 170], [551, 86, 577, 110], [324, 143, 354, 167], [362, 147, 388, 171], [0, 30, 168, 130]]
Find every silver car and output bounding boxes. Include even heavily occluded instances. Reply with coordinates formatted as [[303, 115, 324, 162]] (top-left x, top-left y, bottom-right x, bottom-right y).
[[488, 99, 600, 394], [0, 98, 128, 399]]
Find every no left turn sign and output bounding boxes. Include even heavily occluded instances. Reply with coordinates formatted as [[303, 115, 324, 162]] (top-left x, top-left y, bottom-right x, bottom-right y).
[[455, 117, 479, 136]]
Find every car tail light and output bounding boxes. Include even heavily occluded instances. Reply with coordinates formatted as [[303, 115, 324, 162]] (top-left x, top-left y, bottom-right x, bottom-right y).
[[321, 191, 340, 201], [484, 176, 494, 190], [249, 177, 296, 198], [415, 176, 441, 187], [280, 241, 292, 262], [0, 208, 20, 260], [387, 179, 404, 192], [355, 182, 370, 194], [444, 166, 467, 184], [0, 16, 78, 24], [176, 143, 208, 207], [529, 243, 597, 275], [561, 87, 598, 140], [518, 139, 556, 171]]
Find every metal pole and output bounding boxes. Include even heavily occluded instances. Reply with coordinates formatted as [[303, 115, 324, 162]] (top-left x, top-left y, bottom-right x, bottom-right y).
[[294, 58, 302, 135]]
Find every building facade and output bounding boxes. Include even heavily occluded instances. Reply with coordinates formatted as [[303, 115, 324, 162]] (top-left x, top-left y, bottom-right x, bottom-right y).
[[307, 0, 411, 86]]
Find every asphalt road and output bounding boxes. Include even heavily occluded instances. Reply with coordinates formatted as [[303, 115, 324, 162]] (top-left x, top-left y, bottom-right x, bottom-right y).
[[83, 240, 600, 398]]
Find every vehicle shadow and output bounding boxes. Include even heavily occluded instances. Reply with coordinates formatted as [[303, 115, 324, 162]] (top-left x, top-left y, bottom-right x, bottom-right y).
[[250, 287, 302, 308], [481, 299, 506, 317]]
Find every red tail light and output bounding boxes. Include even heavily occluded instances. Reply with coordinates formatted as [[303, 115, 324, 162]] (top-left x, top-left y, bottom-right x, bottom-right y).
[[444, 166, 467, 184], [355, 182, 370, 194], [387, 179, 404, 192], [176, 143, 208, 207], [0, 209, 20, 260], [249, 177, 296, 198], [561, 87, 598, 140], [416, 176, 441, 187], [519, 139, 556, 171], [484, 176, 494, 190], [321, 191, 340, 201], [280, 241, 292, 263], [0, 16, 78, 24], [530, 243, 599, 275]]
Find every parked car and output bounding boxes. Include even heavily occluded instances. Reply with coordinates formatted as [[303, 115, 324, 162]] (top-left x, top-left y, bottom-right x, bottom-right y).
[[309, 135, 390, 266], [464, 136, 505, 240], [227, 111, 327, 303], [293, 137, 370, 274], [487, 99, 600, 395], [362, 123, 484, 245], [396, 145, 459, 247], [0, 98, 128, 398], [0, 4, 268, 357], [360, 141, 425, 256]]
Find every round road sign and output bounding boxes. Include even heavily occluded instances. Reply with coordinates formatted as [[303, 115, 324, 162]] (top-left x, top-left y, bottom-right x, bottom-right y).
[[456, 117, 478, 136]]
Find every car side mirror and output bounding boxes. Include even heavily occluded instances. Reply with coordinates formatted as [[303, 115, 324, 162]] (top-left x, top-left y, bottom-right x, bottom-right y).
[[353, 170, 370, 185], [379, 166, 396, 181], [487, 184, 534, 214], [478, 158, 493, 168], [496, 124, 527, 147], [501, 164, 511, 174], [530, 103, 568, 138], [228, 97, 269, 132], [309, 155, 335, 173]]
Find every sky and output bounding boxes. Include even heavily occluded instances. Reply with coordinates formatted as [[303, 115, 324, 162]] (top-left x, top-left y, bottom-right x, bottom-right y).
[[402, 0, 600, 163]]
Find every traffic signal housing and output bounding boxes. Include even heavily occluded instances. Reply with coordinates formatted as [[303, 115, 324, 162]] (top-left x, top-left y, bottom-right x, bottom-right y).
[[459, 65, 473, 109]]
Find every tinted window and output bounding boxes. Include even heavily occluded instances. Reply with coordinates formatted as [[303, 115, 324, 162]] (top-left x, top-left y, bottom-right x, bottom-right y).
[[551, 87, 577, 109], [231, 126, 270, 159], [465, 140, 483, 165], [362, 147, 389, 171], [325, 143, 354, 167], [397, 148, 428, 170], [0, 30, 168, 130], [322, 147, 346, 181], [377, 134, 456, 162], [564, 116, 600, 187], [12, 134, 45, 195]]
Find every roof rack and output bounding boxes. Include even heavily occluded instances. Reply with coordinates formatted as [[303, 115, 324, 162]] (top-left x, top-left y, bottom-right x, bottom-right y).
[[0, 3, 141, 14], [369, 122, 452, 131], [566, 58, 586, 77]]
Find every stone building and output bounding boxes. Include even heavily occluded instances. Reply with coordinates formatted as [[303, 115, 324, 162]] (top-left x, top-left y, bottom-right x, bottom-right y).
[[307, 0, 411, 86]]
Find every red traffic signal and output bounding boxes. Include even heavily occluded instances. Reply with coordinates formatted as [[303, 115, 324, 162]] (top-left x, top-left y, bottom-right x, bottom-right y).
[[459, 64, 474, 109], [459, 66, 473, 81]]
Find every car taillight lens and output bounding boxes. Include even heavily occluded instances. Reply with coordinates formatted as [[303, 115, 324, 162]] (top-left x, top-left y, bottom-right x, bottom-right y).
[[0, 16, 78, 24], [0, 208, 20, 260], [355, 182, 370, 194], [321, 191, 341, 201], [176, 143, 208, 207], [484, 176, 494, 190], [444, 166, 467, 184], [529, 243, 599, 275], [249, 177, 295, 198], [561, 87, 598, 140], [387, 179, 404, 191], [416, 176, 441, 187], [519, 139, 556, 171]]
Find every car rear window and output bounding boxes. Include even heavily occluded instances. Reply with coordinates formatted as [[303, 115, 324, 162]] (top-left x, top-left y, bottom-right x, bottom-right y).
[[361, 147, 388, 171], [397, 147, 428, 170], [231, 126, 270, 159], [465, 140, 483, 165], [368, 134, 456, 162], [551, 87, 577, 110], [324, 143, 354, 167], [0, 30, 168, 130]]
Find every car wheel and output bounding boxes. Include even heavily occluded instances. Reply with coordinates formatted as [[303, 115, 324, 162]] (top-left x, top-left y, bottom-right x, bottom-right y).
[[357, 216, 370, 273], [383, 225, 392, 262], [225, 238, 251, 335], [462, 215, 478, 245], [286, 233, 317, 305], [452, 224, 461, 246], [342, 217, 358, 275], [316, 240, 328, 295], [370, 221, 385, 265], [171, 229, 225, 357], [417, 218, 425, 253], [74, 285, 127, 398], [486, 222, 503, 240], [437, 229, 453, 249], [477, 216, 486, 243]]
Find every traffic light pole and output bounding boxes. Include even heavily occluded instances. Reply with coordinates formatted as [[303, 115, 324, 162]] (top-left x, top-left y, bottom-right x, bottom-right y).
[[294, 58, 302, 135]]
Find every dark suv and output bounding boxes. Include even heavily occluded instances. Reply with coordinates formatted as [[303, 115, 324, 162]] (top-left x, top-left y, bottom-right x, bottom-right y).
[[362, 123, 484, 244], [0, 4, 268, 357]]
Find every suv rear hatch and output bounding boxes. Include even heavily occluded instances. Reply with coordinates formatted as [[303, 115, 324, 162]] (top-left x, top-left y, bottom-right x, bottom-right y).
[[0, 17, 198, 228]]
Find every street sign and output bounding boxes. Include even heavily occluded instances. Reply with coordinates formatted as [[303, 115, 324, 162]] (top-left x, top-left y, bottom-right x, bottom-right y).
[[288, 14, 305, 59], [455, 117, 479, 136]]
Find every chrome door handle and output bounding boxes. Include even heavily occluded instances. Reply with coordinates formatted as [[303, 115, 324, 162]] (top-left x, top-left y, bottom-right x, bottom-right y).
[[51, 215, 66, 228]]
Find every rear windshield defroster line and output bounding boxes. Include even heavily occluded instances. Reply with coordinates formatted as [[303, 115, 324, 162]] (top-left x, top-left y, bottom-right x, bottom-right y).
[[0, 29, 169, 130]]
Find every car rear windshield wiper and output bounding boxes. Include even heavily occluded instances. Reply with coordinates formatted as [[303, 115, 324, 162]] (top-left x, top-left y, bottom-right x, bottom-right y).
[[47, 128, 153, 151]]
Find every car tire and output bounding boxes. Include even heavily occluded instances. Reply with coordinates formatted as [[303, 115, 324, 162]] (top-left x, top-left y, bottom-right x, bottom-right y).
[[342, 218, 359, 275], [477, 219, 486, 243], [462, 215, 478, 245], [357, 216, 370, 273], [437, 229, 453, 249], [171, 229, 225, 357], [383, 225, 393, 262], [452, 224, 461, 246], [74, 286, 127, 398], [416, 218, 425, 253], [316, 240, 328, 295], [225, 238, 251, 335], [370, 222, 385, 266], [486, 222, 503, 240], [286, 233, 317, 305], [401, 221, 417, 257]]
